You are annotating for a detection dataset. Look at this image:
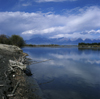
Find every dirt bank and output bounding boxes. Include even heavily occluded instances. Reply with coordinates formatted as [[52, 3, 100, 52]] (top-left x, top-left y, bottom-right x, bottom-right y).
[[0, 45, 42, 99]]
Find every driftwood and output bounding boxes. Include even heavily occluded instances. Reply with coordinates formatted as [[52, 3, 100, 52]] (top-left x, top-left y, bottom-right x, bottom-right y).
[[9, 55, 32, 70], [9, 55, 33, 76], [8, 65, 15, 72], [9, 60, 26, 70], [7, 93, 14, 97], [0, 85, 4, 87], [4, 71, 8, 78], [12, 81, 20, 94], [7, 81, 20, 97]]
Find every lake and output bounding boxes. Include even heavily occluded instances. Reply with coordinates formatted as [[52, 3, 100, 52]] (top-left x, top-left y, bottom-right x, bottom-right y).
[[22, 47, 100, 99]]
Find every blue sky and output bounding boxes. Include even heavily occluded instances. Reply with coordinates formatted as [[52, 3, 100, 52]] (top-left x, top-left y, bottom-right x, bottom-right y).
[[0, 0, 100, 40]]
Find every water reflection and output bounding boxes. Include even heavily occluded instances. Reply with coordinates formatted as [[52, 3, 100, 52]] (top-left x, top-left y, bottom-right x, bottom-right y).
[[22, 47, 100, 99]]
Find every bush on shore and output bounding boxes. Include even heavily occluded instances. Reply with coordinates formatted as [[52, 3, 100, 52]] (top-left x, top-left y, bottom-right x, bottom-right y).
[[0, 34, 25, 47], [0, 34, 11, 44]]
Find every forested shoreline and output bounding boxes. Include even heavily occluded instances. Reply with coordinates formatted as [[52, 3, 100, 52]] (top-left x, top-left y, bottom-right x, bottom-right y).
[[0, 34, 25, 47]]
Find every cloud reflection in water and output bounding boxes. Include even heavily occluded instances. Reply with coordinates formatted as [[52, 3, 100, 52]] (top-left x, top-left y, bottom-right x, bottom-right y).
[[23, 47, 100, 99]]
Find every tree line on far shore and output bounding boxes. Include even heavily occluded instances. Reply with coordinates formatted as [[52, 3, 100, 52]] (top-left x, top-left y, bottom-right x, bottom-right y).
[[25, 44, 59, 47], [78, 42, 100, 46], [0, 34, 25, 47]]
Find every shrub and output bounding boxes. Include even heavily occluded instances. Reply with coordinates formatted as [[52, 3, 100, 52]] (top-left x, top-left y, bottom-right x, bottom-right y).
[[0, 34, 10, 44], [10, 35, 25, 47]]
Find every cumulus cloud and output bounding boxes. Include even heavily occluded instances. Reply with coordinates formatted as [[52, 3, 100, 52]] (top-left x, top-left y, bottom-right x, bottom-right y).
[[35, 0, 76, 3], [0, 6, 100, 39]]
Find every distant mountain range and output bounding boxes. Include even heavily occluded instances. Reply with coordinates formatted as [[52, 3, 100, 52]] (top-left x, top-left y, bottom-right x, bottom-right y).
[[25, 37, 100, 45]]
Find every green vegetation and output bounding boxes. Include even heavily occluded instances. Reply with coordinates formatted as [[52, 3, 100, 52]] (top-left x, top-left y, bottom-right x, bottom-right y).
[[0, 34, 25, 47], [10, 35, 25, 47], [0, 35, 10, 44]]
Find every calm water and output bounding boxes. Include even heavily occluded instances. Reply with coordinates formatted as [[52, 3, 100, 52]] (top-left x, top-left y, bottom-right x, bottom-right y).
[[22, 47, 100, 99]]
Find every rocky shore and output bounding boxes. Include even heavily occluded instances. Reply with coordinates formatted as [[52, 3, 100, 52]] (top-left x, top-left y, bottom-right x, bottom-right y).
[[0, 44, 42, 99]]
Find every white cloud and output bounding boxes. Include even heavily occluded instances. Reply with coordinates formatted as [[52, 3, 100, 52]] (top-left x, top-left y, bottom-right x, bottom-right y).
[[22, 3, 32, 6], [35, 0, 76, 3], [22, 26, 64, 34], [0, 6, 100, 39], [86, 29, 100, 34]]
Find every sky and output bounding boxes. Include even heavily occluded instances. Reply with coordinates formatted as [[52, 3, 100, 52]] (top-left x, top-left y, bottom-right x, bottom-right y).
[[0, 0, 100, 40]]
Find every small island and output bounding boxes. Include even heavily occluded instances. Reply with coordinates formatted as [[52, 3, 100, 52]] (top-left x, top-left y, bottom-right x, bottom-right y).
[[78, 42, 100, 49]]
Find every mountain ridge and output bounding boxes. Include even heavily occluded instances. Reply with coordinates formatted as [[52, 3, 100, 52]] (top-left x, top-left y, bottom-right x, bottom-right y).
[[25, 37, 100, 45]]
